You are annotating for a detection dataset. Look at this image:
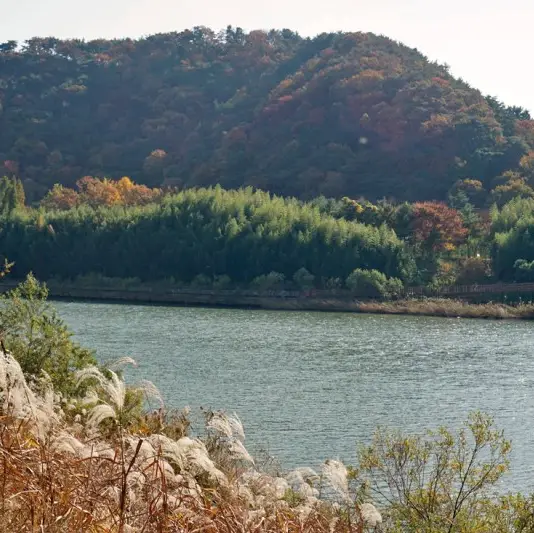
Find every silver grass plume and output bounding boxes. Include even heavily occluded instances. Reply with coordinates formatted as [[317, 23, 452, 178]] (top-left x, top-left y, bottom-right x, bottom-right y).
[[0, 349, 60, 438], [207, 411, 253, 463], [76, 361, 162, 429], [104, 356, 137, 372], [360, 502, 382, 527], [0, 349, 38, 418], [286, 467, 320, 490], [322, 460, 350, 503], [228, 439, 255, 464], [76, 366, 126, 427], [138, 379, 164, 408], [148, 434, 227, 485]]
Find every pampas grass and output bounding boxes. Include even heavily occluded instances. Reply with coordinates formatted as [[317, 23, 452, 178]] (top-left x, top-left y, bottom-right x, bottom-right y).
[[0, 349, 378, 532]]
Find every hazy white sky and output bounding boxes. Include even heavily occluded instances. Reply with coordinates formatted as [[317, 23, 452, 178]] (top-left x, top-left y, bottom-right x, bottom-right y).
[[2, 0, 533, 112]]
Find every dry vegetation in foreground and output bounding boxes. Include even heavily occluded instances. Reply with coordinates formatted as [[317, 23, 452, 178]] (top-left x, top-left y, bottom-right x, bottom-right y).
[[0, 349, 382, 533], [354, 298, 534, 319]]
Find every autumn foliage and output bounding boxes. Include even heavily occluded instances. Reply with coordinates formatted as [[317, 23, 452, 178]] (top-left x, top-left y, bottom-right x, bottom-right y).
[[41, 176, 163, 209], [0, 29, 532, 202], [411, 202, 468, 252]]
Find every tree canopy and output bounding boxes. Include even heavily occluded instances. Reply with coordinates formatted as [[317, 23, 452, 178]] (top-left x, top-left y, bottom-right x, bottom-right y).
[[0, 186, 414, 287], [1, 28, 532, 203]]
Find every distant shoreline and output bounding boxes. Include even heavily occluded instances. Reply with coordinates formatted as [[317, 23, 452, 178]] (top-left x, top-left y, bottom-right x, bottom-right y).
[[2, 280, 533, 320]]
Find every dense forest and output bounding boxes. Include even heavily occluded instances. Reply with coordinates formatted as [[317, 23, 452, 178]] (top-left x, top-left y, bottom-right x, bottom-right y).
[[1, 28, 533, 203], [0, 174, 532, 293], [2, 28, 534, 293], [0, 184, 412, 291]]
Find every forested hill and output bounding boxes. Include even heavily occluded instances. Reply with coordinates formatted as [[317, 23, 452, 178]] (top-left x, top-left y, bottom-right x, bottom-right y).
[[1, 28, 533, 202]]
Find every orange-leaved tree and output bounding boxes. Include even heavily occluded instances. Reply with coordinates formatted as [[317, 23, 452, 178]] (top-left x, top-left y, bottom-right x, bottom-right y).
[[76, 176, 122, 207], [40, 177, 163, 209], [519, 151, 534, 182], [411, 202, 468, 252], [41, 184, 80, 210], [115, 176, 162, 206]]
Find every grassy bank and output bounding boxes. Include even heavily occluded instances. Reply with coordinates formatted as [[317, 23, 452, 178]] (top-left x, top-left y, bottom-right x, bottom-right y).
[[3, 277, 534, 319], [354, 298, 534, 319]]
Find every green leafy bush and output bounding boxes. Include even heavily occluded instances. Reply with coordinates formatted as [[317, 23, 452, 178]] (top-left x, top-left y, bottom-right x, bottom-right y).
[[514, 259, 534, 282], [212, 275, 232, 289], [190, 274, 212, 288], [354, 412, 511, 532], [346, 269, 404, 299], [251, 272, 285, 290], [0, 274, 95, 396], [292, 267, 315, 289]]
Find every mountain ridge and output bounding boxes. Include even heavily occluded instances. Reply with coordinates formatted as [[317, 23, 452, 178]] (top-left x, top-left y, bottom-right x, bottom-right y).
[[0, 27, 532, 202]]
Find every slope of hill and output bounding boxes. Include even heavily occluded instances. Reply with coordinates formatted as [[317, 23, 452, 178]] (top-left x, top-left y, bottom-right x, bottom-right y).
[[0, 28, 532, 201]]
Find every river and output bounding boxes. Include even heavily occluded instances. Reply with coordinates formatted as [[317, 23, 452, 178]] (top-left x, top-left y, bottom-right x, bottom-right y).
[[54, 300, 534, 492]]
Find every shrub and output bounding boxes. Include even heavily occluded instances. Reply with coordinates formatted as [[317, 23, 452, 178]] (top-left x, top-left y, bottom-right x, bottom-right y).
[[384, 277, 404, 299], [325, 277, 342, 289], [292, 267, 315, 289], [456, 257, 493, 285], [0, 274, 95, 396], [346, 269, 403, 299], [514, 259, 534, 282], [212, 274, 232, 289], [251, 271, 285, 290], [190, 274, 212, 288], [428, 260, 459, 290], [355, 412, 511, 532]]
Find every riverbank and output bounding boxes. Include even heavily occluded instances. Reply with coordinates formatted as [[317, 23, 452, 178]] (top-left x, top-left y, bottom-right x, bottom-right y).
[[2, 279, 533, 319], [356, 298, 534, 319]]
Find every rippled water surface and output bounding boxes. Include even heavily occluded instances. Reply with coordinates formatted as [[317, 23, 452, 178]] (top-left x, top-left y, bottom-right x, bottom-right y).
[[54, 300, 534, 491]]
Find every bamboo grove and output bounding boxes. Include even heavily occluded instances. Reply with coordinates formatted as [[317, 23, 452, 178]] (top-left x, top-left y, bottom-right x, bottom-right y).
[[1, 176, 534, 292], [0, 185, 411, 289]]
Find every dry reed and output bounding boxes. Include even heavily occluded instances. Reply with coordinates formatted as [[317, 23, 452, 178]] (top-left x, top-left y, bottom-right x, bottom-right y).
[[0, 351, 381, 532], [354, 298, 534, 320]]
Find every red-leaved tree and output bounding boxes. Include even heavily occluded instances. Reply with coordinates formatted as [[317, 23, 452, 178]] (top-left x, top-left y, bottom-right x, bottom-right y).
[[412, 202, 468, 252]]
